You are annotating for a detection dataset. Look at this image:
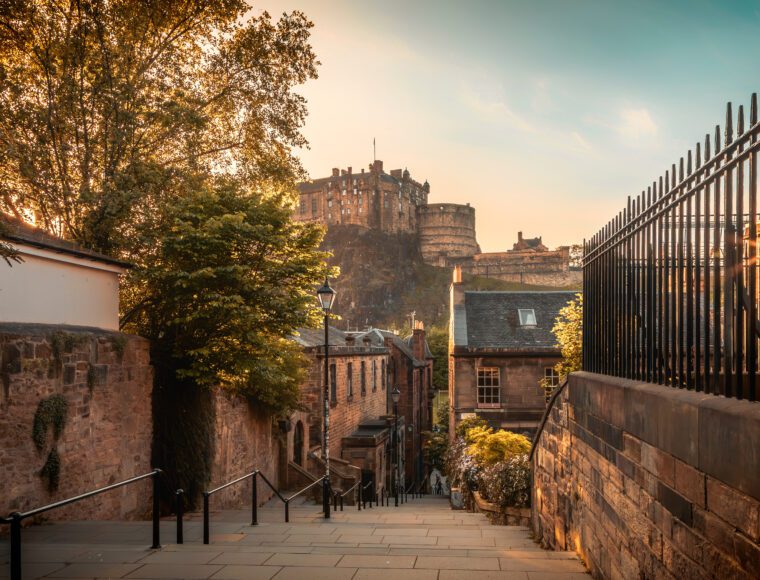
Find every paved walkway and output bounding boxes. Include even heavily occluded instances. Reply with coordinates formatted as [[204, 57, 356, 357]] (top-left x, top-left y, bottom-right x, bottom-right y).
[[1, 496, 587, 579]]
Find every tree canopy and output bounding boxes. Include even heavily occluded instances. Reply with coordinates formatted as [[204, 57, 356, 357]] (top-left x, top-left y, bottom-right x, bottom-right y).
[[1, 1, 327, 414]]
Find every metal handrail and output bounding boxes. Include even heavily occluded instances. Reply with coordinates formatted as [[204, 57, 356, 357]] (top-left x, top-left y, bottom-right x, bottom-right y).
[[284, 476, 326, 523], [530, 377, 570, 461], [338, 479, 361, 511], [201, 468, 292, 544], [2, 469, 162, 580]]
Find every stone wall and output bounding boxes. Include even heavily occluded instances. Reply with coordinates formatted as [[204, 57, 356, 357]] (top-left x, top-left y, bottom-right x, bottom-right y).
[[208, 391, 280, 509], [532, 371, 760, 579], [1, 323, 153, 520], [417, 203, 481, 264]]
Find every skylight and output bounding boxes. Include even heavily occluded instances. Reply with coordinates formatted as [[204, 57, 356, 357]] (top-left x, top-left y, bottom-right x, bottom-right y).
[[518, 309, 537, 326]]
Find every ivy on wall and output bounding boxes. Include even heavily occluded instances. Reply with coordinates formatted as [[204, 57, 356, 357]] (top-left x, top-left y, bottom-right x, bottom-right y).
[[32, 393, 68, 491]]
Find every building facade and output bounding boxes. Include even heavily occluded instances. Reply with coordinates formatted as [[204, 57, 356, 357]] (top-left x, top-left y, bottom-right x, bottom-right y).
[[448, 267, 575, 438], [295, 162, 579, 288]]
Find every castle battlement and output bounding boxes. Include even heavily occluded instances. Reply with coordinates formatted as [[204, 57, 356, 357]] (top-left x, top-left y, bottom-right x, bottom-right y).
[[295, 161, 580, 288]]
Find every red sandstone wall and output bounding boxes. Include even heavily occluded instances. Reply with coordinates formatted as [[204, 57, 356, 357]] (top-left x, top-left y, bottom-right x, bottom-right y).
[[532, 372, 760, 579], [208, 392, 280, 509], [0, 324, 153, 520]]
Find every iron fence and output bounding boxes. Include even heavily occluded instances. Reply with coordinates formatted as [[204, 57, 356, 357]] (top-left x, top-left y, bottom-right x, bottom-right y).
[[583, 93, 758, 402]]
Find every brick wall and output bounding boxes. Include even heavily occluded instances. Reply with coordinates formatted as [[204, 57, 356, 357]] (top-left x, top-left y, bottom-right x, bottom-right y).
[[301, 349, 389, 461], [532, 371, 760, 579], [1, 323, 153, 520]]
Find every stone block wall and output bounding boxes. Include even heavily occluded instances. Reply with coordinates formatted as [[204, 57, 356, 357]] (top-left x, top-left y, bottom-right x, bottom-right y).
[[1, 323, 153, 520], [208, 391, 280, 509], [532, 371, 760, 579]]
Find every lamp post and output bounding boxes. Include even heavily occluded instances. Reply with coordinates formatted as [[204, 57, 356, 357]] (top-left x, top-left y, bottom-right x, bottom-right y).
[[391, 387, 401, 507], [317, 278, 336, 519]]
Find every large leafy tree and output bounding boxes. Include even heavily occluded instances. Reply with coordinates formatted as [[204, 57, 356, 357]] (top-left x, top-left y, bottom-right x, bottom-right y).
[[1, 0, 326, 504]]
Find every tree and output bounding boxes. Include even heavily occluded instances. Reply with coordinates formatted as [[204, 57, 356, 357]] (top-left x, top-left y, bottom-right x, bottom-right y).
[[0, 1, 325, 505], [0, 222, 22, 266], [541, 293, 582, 397], [0, 2, 318, 252]]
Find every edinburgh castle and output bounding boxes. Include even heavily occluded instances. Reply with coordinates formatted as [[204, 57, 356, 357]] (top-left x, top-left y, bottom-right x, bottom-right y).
[[296, 160, 581, 288]]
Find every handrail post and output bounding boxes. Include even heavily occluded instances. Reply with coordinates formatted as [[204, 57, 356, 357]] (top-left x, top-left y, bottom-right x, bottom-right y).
[[151, 470, 161, 549], [340, 494, 344, 511], [251, 472, 258, 526], [358, 485, 362, 511], [10, 512, 21, 580], [175, 489, 184, 544], [333, 492, 338, 512], [203, 492, 210, 545], [285, 500, 290, 523]]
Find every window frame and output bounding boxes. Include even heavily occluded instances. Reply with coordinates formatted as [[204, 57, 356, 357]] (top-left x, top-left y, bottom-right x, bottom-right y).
[[330, 363, 337, 402], [347, 362, 353, 399], [544, 367, 560, 387], [360, 360, 366, 395], [518, 309, 537, 326], [476, 367, 501, 408]]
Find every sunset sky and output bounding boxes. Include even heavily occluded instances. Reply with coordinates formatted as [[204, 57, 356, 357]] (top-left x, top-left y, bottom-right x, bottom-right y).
[[255, 0, 760, 252]]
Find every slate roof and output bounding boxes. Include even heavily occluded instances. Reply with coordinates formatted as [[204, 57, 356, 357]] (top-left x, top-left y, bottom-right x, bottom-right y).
[[292, 326, 351, 348], [458, 291, 577, 353], [0, 213, 131, 268], [349, 328, 431, 367]]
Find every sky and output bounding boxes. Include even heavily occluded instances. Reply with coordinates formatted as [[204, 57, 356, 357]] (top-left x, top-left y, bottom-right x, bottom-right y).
[[253, 0, 760, 252]]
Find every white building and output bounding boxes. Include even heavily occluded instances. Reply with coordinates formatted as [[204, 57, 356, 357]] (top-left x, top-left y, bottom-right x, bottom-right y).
[[0, 215, 129, 331]]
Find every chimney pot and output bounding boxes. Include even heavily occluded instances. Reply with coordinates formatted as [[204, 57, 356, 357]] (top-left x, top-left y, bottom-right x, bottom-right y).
[[332, 168, 339, 177]]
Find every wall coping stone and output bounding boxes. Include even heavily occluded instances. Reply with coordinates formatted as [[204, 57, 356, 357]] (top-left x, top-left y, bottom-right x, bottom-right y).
[[572, 371, 760, 502]]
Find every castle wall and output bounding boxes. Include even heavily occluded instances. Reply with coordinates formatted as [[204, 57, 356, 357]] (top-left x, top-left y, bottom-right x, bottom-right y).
[[461, 247, 582, 287], [417, 203, 480, 265], [295, 161, 429, 235]]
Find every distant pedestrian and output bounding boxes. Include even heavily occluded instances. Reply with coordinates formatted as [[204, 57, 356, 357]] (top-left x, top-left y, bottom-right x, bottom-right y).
[[435, 474, 442, 495]]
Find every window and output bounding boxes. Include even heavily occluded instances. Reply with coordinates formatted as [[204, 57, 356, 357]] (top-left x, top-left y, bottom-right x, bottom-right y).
[[477, 367, 500, 407], [381, 360, 386, 390], [300, 200, 306, 214], [330, 363, 337, 402], [347, 363, 353, 398], [328, 200, 333, 208], [544, 367, 560, 387], [311, 198, 317, 214], [361, 361, 366, 395], [372, 360, 377, 391], [518, 309, 537, 326]]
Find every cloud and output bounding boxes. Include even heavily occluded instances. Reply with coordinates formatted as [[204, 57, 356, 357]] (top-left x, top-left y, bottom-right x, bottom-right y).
[[617, 107, 658, 139], [459, 80, 535, 133]]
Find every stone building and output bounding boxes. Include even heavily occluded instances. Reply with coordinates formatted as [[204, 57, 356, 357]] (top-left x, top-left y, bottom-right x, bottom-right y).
[[295, 160, 429, 234], [358, 324, 434, 492], [448, 267, 576, 438], [290, 327, 393, 494], [295, 162, 579, 288]]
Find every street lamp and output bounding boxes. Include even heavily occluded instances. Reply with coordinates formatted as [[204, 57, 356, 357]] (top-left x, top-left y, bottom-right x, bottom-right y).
[[391, 387, 401, 507], [317, 278, 336, 518]]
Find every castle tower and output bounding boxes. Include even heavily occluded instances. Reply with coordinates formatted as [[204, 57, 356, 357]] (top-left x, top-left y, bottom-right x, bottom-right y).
[[416, 203, 480, 266]]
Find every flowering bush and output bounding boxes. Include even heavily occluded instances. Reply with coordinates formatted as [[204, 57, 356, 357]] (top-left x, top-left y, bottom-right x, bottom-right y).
[[477, 454, 531, 508], [445, 424, 531, 509]]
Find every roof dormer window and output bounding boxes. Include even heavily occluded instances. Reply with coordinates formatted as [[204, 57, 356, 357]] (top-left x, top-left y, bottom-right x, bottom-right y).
[[518, 309, 537, 326]]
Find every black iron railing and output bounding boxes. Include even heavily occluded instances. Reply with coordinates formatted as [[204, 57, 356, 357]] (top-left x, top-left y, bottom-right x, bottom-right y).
[[584, 93, 759, 402], [283, 476, 326, 524], [201, 469, 283, 544], [1, 469, 162, 580], [337, 480, 360, 511]]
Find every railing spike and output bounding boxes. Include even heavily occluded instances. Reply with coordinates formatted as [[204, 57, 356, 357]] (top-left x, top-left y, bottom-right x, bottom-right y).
[[725, 102, 733, 146], [687, 150, 693, 175], [679, 157, 685, 181], [751, 93, 758, 125], [696, 142, 702, 168], [715, 124, 721, 154], [705, 134, 711, 160], [737, 104, 745, 135], [672, 164, 677, 188]]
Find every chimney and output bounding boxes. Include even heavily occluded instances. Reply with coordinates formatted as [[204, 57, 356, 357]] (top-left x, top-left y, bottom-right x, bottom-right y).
[[518, 231, 523, 242], [412, 323, 426, 360], [371, 160, 383, 173], [347, 166, 352, 174], [451, 266, 465, 307], [332, 168, 339, 177], [341, 169, 347, 176], [345, 335, 355, 346]]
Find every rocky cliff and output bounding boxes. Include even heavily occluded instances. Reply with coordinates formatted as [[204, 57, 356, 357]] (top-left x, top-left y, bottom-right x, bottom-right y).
[[322, 225, 565, 330]]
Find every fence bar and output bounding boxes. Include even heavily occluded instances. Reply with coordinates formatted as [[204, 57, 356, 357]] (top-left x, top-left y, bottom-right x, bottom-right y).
[[203, 493, 210, 544], [10, 514, 21, 580], [152, 471, 161, 549], [582, 93, 759, 403]]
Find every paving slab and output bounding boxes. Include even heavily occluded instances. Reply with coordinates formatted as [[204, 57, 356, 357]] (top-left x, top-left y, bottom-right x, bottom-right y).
[[0, 496, 588, 578]]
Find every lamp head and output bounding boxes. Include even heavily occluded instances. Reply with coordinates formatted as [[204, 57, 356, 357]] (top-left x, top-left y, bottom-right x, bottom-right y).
[[317, 278, 336, 312], [391, 387, 401, 404]]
